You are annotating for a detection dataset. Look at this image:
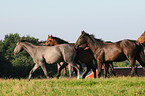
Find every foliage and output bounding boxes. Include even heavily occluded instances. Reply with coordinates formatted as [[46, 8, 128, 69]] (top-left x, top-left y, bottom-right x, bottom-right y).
[[0, 52, 12, 77], [0, 77, 145, 96], [0, 33, 51, 78]]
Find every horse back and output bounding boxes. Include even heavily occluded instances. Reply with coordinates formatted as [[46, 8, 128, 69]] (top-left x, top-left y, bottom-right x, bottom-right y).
[[103, 40, 137, 61], [121, 39, 137, 53], [42, 44, 76, 64], [58, 44, 76, 62], [102, 42, 125, 61]]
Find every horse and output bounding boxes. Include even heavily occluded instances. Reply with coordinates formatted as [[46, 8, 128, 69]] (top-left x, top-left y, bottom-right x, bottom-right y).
[[13, 39, 80, 80], [137, 31, 145, 44], [45, 35, 97, 78], [137, 31, 145, 49], [75, 31, 145, 78]]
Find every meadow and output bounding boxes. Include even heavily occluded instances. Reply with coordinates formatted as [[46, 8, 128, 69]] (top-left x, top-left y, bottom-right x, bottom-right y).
[[0, 77, 145, 96]]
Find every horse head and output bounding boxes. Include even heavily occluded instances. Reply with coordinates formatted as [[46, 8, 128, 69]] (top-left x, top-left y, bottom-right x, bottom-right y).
[[45, 35, 56, 46], [137, 31, 145, 44], [13, 41, 24, 55], [45, 35, 69, 46], [75, 31, 89, 48]]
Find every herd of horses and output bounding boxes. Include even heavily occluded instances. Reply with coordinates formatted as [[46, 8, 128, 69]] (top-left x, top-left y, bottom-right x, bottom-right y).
[[13, 31, 145, 80]]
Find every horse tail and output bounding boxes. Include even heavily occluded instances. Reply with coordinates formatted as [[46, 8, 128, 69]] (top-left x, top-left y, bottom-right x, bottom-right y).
[[136, 42, 145, 70]]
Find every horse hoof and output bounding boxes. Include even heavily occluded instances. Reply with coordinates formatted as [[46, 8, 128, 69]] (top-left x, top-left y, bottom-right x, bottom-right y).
[[56, 76, 60, 79], [47, 77, 50, 80], [77, 77, 80, 79]]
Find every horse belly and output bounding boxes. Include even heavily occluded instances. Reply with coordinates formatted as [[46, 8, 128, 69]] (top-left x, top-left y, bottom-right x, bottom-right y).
[[44, 51, 63, 64], [77, 49, 93, 63], [105, 52, 127, 62]]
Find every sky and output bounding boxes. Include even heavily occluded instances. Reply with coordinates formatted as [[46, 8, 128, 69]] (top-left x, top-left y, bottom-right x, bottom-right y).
[[0, 0, 145, 43]]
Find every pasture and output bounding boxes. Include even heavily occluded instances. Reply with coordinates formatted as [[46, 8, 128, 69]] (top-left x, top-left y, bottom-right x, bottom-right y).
[[0, 77, 145, 96]]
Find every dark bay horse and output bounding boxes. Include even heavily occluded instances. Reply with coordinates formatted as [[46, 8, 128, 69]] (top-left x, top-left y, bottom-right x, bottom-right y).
[[76, 31, 145, 77], [13, 39, 80, 80], [45, 35, 96, 78]]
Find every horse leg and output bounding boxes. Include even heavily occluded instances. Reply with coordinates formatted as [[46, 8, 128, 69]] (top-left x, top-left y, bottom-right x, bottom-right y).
[[97, 61, 102, 78], [58, 62, 67, 76], [135, 65, 138, 76], [82, 64, 91, 79], [68, 64, 72, 79], [28, 64, 39, 81], [90, 61, 96, 78], [137, 47, 145, 71], [104, 63, 109, 78], [40, 62, 49, 80], [57, 62, 68, 79], [137, 53, 145, 71], [64, 67, 67, 76], [129, 59, 136, 77], [68, 62, 80, 79], [109, 62, 116, 76], [78, 63, 83, 74]]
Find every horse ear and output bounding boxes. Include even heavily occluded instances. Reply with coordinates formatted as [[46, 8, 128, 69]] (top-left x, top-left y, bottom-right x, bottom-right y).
[[48, 35, 50, 37], [50, 35, 52, 37], [82, 31, 86, 34]]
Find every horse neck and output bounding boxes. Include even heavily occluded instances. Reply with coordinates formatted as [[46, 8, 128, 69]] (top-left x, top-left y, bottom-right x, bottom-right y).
[[55, 38, 69, 44], [137, 36, 145, 44], [21, 42, 37, 57], [137, 32, 145, 44], [87, 36, 103, 53]]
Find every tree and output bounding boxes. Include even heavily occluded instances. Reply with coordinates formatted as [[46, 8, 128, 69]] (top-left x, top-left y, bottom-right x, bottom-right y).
[[0, 33, 57, 78], [0, 33, 39, 78]]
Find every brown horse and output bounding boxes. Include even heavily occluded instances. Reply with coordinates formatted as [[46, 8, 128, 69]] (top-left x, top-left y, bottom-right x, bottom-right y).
[[76, 31, 145, 78], [45, 35, 97, 78]]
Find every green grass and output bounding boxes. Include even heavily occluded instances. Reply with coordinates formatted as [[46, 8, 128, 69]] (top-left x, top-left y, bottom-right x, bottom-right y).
[[0, 77, 145, 96]]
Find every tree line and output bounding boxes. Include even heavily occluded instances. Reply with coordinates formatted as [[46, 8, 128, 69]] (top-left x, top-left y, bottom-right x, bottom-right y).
[[0, 33, 57, 78], [0, 33, 139, 78]]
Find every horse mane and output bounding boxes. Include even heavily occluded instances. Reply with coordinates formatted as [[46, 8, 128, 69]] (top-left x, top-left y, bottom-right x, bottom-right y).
[[84, 32, 113, 44], [137, 31, 145, 44], [90, 34, 104, 42], [51, 36, 69, 44], [83, 32, 104, 46], [19, 39, 44, 46]]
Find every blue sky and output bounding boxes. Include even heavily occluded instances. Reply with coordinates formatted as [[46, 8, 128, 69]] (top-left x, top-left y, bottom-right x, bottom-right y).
[[0, 0, 145, 42]]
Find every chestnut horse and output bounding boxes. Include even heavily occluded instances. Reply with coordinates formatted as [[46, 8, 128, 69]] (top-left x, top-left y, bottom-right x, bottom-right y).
[[75, 31, 145, 78], [137, 32, 145, 44], [137, 32, 145, 49]]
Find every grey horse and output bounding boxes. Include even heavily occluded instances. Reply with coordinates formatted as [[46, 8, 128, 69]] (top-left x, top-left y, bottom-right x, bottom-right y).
[[13, 39, 80, 80]]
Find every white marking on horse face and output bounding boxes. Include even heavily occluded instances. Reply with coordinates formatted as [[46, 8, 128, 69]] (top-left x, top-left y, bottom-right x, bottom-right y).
[[14, 42, 23, 55]]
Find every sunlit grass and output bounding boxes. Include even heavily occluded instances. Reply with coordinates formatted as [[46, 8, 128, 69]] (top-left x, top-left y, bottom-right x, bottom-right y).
[[0, 77, 145, 96]]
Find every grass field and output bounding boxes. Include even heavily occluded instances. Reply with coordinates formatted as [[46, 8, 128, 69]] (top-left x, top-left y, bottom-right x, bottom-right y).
[[0, 77, 145, 96]]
